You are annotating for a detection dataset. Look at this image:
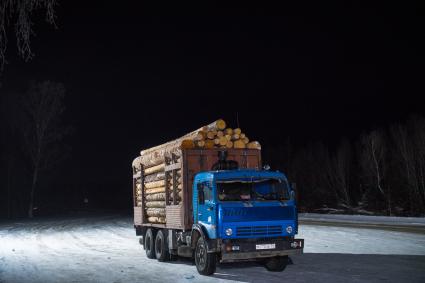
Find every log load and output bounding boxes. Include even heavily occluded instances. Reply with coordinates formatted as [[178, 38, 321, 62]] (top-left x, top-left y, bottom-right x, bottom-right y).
[[132, 119, 261, 224]]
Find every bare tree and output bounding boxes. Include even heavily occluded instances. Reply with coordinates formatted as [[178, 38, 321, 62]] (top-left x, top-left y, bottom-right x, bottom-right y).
[[359, 129, 390, 214], [325, 139, 352, 208], [0, 0, 57, 70], [409, 116, 425, 208], [17, 81, 69, 218], [390, 121, 425, 214]]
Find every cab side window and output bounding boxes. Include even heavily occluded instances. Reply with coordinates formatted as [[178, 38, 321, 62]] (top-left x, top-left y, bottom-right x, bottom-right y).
[[202, 181, 213, 201]]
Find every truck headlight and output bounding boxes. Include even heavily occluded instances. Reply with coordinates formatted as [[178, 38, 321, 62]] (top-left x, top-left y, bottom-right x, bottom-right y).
[[225, 228, 233, 236], [286, 226, 293, 234]]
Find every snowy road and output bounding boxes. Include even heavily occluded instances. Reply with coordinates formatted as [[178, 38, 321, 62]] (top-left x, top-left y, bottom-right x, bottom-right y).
[[1, 214, 425, 283]]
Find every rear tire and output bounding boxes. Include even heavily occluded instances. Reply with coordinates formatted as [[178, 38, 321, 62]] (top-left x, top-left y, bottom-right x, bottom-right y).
[[264, 256, 288, 272], [155, 229, 170, 262], [145, 228, 156, 259], [195, 237, 216, 275]]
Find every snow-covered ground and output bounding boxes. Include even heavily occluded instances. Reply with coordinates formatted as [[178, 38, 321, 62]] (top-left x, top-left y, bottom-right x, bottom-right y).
[[1, 214, 425, 283], [300, 213, 425, 226]]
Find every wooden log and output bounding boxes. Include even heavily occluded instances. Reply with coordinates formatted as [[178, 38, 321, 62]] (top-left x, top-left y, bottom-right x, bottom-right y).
[[226, 141, 233, 148], [247, 141, 261, 150], [145, 179, 182, 189], [145, 201, 166, 208], [145, 186, 165, 194], [145, 183, 183, 194], [233, 139, 246, 149], [204, 139, 215, 149], [145, 191, 182, 201], [242, 137, 250, 144], [146, 208, 166, 217], [225, 134, 232, 141], [139, 119, 226, 156], [145, 180, 165, 189], [224, 128, 233, 135], [240, 133, 246, 139], [181, 139, 195, 149], [210, 119, 226, 131], [231, 134, 240, 141], [136, 120, 226, 168], [214, 138, 220, 145], [144, 172, 166, 183], [206, 131, 216, 140], [233, 128, 242, 135], [132, 156, 143, 171], [132, 119, 230, 171], [144, 163, 165, 175], [219, 136, 228, 146], [195, 131, 207, 141], [216, 131, 224, 137], [195, 140, 205, 148], [146, 193, 164, 202], [147, 216, 166, 224], [134, 149, 183, 170]]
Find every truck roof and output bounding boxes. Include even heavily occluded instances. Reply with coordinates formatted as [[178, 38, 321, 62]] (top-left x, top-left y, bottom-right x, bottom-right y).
[[196, 169, 287, 181]]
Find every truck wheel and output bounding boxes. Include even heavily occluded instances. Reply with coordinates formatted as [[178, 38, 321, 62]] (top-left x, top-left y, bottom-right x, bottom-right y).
[[145, 228, 156, 259], [264, 256, 288, 272], [155, 229, 170, 262], [195, 237, 216, 275]]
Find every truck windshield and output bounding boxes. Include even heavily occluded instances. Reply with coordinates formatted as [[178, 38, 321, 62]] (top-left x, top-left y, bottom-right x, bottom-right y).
[[216, 179, 290, 201]]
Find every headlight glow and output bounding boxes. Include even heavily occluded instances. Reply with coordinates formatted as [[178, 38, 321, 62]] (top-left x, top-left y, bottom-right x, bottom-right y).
[[286, 226, 293, 234], [225, 228, 233, 236]]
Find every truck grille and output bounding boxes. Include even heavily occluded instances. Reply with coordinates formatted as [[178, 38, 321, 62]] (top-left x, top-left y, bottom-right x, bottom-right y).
[[236, 225, 282, 237]]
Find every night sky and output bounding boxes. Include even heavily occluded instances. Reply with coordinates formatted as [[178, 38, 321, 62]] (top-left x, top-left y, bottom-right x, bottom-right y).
[[1, 2, 424, 209]]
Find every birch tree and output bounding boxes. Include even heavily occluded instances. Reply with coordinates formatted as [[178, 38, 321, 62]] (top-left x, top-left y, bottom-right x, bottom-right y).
[[326, 139, 352, 208], [17, 81, 69, 218], [360, 129, 390, 214], [390, 122, 424, 214]]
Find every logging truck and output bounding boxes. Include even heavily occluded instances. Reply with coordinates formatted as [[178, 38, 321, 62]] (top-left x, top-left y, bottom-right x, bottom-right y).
[[132, 120, 303, 275]]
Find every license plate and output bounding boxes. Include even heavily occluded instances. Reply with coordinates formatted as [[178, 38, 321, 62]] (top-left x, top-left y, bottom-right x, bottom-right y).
[[256, 243, 276, 250]]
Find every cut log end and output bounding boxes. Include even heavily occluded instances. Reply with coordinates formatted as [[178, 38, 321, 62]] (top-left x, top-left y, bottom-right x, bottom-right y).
[[233, 139, 246, 149], [216, 119, 226, 130], [247, 141, 261, 150]]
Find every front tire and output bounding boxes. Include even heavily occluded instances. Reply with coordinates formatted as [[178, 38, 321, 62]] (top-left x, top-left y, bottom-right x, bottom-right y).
[[195, 237, 216, 275], [155, 229, 170, 262], [145, 228, 156, 259], [264, 256, 288, 272]]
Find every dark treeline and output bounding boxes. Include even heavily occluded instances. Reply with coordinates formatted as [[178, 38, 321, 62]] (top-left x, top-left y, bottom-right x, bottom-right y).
[[2, 84, 425, 218], [265, 115, 425, 216]]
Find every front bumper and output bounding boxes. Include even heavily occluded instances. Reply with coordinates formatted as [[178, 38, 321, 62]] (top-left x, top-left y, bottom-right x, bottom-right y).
[[219, 238, 304, 262]]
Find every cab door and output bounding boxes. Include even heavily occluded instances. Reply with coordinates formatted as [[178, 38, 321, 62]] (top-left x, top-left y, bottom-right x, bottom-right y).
[[196, 180, 217, 238]]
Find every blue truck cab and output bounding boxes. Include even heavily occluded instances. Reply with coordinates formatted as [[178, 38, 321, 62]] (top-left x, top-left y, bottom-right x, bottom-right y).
[[191, 169, 304, 274]]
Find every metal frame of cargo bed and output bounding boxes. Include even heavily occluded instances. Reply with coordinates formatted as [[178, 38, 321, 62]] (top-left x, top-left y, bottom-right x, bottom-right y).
[[133, 148, 262, 231]]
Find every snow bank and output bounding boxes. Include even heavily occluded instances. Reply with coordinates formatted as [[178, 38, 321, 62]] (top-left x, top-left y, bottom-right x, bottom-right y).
[[299, 213, 425, 227]]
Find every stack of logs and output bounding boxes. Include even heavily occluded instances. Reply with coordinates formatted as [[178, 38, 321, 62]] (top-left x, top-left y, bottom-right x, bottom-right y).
[[132, 119, 261, 224]]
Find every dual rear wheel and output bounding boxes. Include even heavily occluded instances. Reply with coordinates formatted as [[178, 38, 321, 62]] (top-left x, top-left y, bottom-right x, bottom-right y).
[[144, 228, 169, 261]]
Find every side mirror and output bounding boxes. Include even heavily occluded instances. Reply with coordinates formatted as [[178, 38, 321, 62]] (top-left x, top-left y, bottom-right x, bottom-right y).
[[197, 183, 205, 205], [290, 190, 296, 201], [291, 183, 297, 202]]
